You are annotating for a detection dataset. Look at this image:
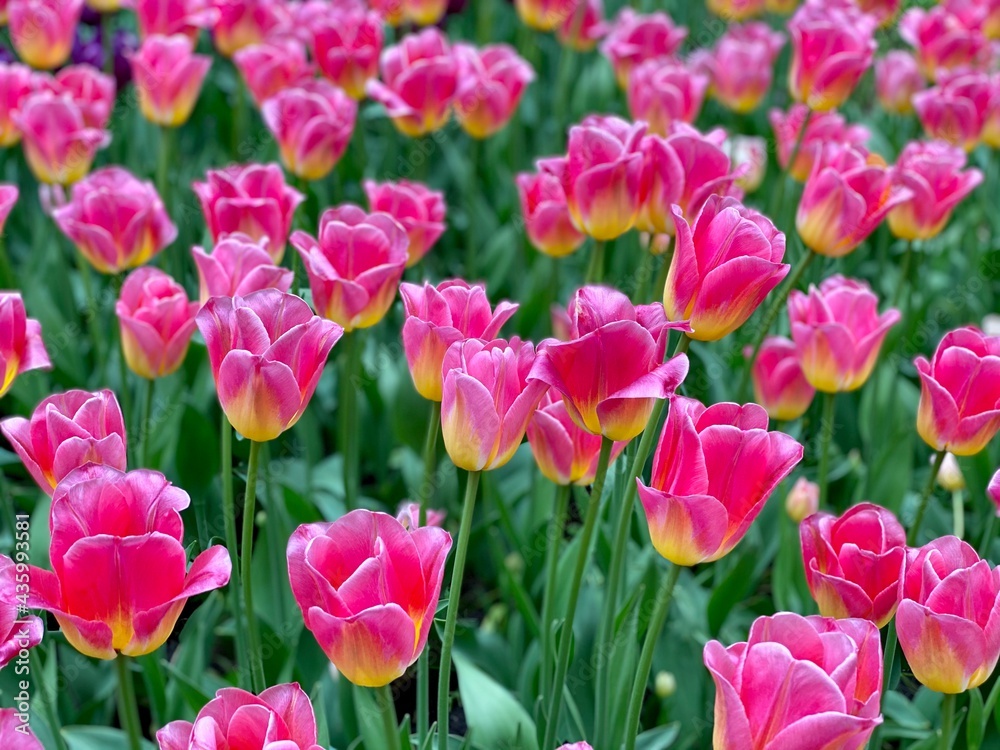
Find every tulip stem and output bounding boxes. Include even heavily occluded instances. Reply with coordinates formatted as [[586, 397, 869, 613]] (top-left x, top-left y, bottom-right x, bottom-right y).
[[909, 449, 947, 545], [867, 623, 899, 750], [139, 377, 154, 469], [221, 415, 251, 690], [114, 656, 143, 750], [817, 392, 836, 506], [978, 513, 996, 556], [539, 482, 571, 698], [952, 490, 965, 539], [340, 332, 362, 511], [437, 470, 482, 750], [101, 12, 115, 78], [75, 250, 103, 365], [585, 240, 606, 284], [939, 692, 956, 750], [417, 400, 441, 748], [242, 440, 266, 693], [376, 684, 401, 750], [542, 438, 614, 750]]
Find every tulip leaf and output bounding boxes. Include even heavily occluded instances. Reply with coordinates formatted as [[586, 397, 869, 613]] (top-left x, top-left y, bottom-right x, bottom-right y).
[[706, 549, 757, 637], [63, 727, 155, 750], [635, 722, 681, 750], [968, 686, 985, 750], [452, 651, 539, 750]]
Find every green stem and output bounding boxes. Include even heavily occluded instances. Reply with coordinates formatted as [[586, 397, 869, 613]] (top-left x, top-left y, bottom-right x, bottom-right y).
[[262, 443, 287, 626], [416, 400, 441, 748], [75, 250, 102, 365], [939, 692, 956, 750], [340, 332, 362, 511], [542, 438, 614, 750], [101, 12, 115, 77], [139, 377, 154, 469], [465, 137, 480, 280], [818, 392, 836, 507], [909, 449, 947, 545], [156, 126, 182, 281], [866, 624, 898, 750], [892, 241, 914, 310], [979, 512, 996, 556], [553, 3, 583, 130], [0, 233, 14, 288], [114, 656, 143, 750], [221, 414, 250, 689], [952, 490, 964, 540], [539, 483, 571, 698], [437, 471, 482, 750], [622, 564, 681, 750], [585, 240, 606, 284], [242, 440, 266, 693], [377, 684, 401, 750]]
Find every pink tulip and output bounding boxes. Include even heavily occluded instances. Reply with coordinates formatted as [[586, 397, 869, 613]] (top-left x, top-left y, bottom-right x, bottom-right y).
[[724, 135, 768, 193], [540, 116, 645, 241], [626, 58, 708, 136], [706, 0, 766, 20], [135, 0, 218, 39], [639, 397, 802, 565], [698, 22, 784, 115], [212, 0, 292, 58], [287, 509, 452, 686], [705, 613, 882, 749], [15, 93, 107, 185], [312, 6, 383, 100], [875, 51, 926, 115], [982, 73, 1000, 148], [401, 0, 447, 26], [747, 336, 816, 421], [192, 234, 292, 304], [363, 179, 446, 267], [197, 290, 343, 441], [233, 39, 313, 107], [556, 744, 593, 750], [797, 145, 912, 257], [1, 389, 126, 494], [664, 196, 787, 341], [46, 64, 116, 130], [0, 63, 39, 147], [131, 34, 212, 127], [290, 204, 407, 331], [193, 163, 305, 263], [25, 465, 231, 659], [801, 503, 906, 628], [530, 285, 690, 441], [514, 0, 575, 32], [116, 267, 199, 380], [9, 0, 83, 70], [770, 104, 871, 182], [454, 43, 534, 140], [600, 9, 687, 88], [989, 468, 1000, 516], [0, 185, 18, 235], [0, 292, 50, 398], [897, 536, 1000, 692], [157, 683, 324, 750], [368, 0, 405, 26], [53, 167, 177, 275], [787, 0, 877, 111], [367, 28, 458, 137], [400, 279, 518, 402], [946, 0, 1000, 39], [789, 275, 901, 393], [527, 389, 626, 486], [0, 556, 43, 669], [557, 0, 607, 52], [915, 327, 1000, 456], [914, 72, 993, 151], [0, 708, 43, 750], [888, 140, 983, 241], [901, 6, 993, 81], [516, 169, 587, 258], [785, 477, 819, 523], [396, 501, 445, 529], [441, 337, 546, 471]]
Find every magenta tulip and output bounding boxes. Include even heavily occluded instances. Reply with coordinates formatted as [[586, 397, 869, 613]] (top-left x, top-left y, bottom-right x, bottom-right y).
[[0, 292, 50, 398], [15, 93, 107, 185], [0, 555, 43, 669], [363, 179, 446, 267], [770, 104, 871, 181], [747, 336, 816, 421], [875, 51, 926, 115], [600, 9, 687, 87], [130, 34, 212, 127], [626, 58, 708, 136], [786, 477, 820, 523], [0, 63, 39, 147], [312, 5, 383, 100], [901, 6, 993, 81], [0, 708, 43, 749], [233, 39, 313, 107], [46, 64, 115, 130], [557, 0, 606, 52], [913, 72, 993, 151], [454, 43, 534, 140], [699, 22, 785, 115], [9, 0, 83, 70], [516, 169, 587, 258], [192, 234, 292, 304], [135, 0, 217, 39], [212, 0, 292, 58]]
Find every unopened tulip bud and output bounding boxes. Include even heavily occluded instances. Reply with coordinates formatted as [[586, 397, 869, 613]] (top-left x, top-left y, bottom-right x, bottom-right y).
[[785, 477, 819, 523], [654, 671, 677, 698], [936, 452, 966, 491]]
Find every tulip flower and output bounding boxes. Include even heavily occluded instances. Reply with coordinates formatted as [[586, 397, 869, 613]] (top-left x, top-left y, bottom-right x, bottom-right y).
[[724, 135, 767, 193], [157, 683, 325, 750], [400, 279, 518, 401], [367, 28, 458, 137], [785, 477, 819, 523], [131, 34, 212, 127], [53, 167, 177, 274], [0, 292, 50, 398], [897, 536, 1000, 693], [396, 501, 445, 529], [540, 116, 646, 241], [797, 145, 912, 258], [915, 326, 1000, 456], [46, 64, 116, 130], [9, 0, 83, 70], [638, 397, 802, 565], [706, 0, 765, 20], [530, 286, 690, 441], [556, 744, 593, 750], [626, 59, 708, 136], [747, 335, 816, 421], [901, 6, 993, 81], [212, 0, 292, 58], [697, 22, 784, 115], [0, 556, 43, 669], [800, 503, 906, 628], [516, 169, 587, 258], [363, 179, 446, 267], [312, 6, 383, 100], [233, 39, 313, 106], [453, 43, 534, 140], [116, 268, 199, 380], [770, 104, 871, 181], [290, 205, 408, 331], [989, 469, 1000, 516], [557, 0, 607, 52], [875, 51, 926, 115], [600, 9, 687, 88], [193, 163, 305, 263], [25, 465, 231, 658], [664, 196, 788, 341], [936, 452, 966, 491], [0, 63, 39, 147], [914, 72, 993, 151], [197, 290, 343, 441], [368, 0, 405, 26], [0, 186, 18, 235], [192, 234, 292, 304], [135, 0, 218, 39], [287, 509, 452, 686], [15, 93, 108, 185], [261, 80, 357, 182], [514, 0, 575, 31], [789, 275, 901, 393], [441, 337, 546, 471], [0, 709, 43, 750], [1, 389, 126, 494], [889, 140, 983, 241], [527, 389, 626, 486], [705, 613, 883, 749], [787, 1, 877, 111], [403, 0, 447, 26]]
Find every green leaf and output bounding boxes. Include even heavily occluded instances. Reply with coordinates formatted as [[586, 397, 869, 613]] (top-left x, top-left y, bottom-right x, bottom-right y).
[[706, 550, 757, 637], [635, 722, 681, 750], [63, 727, 156, 750], [453, 651, 539, 750], [968, 686, 985, 750]]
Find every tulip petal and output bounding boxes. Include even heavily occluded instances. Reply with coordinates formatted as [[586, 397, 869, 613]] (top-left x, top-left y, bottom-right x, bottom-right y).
[[306, 604, 416, 687]]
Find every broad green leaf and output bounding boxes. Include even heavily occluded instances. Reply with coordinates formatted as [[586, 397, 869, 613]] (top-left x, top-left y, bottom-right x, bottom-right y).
[[453, 651, 539, 750]]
